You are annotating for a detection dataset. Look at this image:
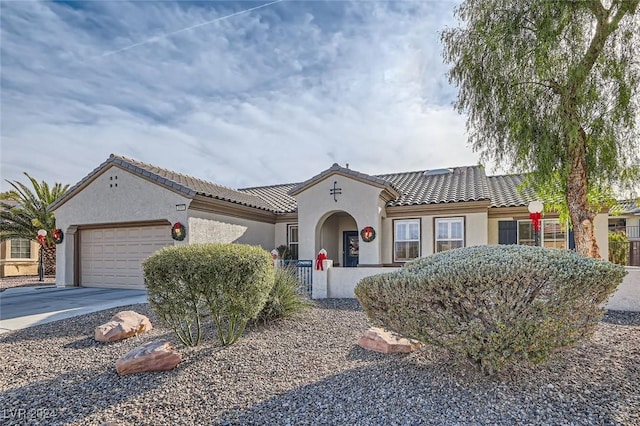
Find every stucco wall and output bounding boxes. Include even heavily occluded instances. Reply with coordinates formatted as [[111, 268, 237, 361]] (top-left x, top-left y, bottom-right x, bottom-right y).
[[295, 175, 386, 265], [54, 165, 192, 286], [381, 211, 488, 264], [0, 240, 39, 277], [275, 222, 291, 248], [604, 267, 640, 311], [187, 211, 275, 249], [312, 266, 400, 298]]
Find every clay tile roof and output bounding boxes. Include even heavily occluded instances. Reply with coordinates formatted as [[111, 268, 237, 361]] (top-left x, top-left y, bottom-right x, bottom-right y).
[[50, 154, 274, 212], [613, 199, 640, 215], [378, 166, 491, 206], [238, 183, 299, 214], [486, 174, 537, 208]]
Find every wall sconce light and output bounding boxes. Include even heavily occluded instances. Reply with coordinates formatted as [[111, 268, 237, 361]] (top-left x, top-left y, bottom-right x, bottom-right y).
[[176, 204, 186, 211]]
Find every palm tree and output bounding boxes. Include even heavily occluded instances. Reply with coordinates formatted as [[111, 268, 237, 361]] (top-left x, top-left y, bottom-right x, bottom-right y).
[[0, 173, 69, 275]]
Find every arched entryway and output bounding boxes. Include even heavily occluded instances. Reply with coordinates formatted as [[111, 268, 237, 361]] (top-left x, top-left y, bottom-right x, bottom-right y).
[[316, 211, 358, 267]]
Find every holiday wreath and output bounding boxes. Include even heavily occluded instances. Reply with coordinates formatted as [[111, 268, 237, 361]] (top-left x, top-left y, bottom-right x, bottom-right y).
[[171, 222, 186, 241], [360, 226, 376, 242]]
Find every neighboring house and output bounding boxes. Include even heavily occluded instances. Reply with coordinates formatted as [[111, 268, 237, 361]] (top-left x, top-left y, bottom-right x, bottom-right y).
[[50, 154, 610, 295], [609, 199, 640, 266], [0, 200, 40, 277]]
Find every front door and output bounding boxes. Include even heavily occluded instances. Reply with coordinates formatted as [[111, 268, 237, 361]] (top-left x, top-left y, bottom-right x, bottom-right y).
[[343, 231, 359, 267]]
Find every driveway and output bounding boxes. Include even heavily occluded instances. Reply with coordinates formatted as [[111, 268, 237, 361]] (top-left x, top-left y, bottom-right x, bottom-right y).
[[0, 286, 148, 334]]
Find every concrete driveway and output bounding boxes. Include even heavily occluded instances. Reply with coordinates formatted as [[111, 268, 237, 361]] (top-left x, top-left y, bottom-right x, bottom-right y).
[[0, 286, 148, 334]]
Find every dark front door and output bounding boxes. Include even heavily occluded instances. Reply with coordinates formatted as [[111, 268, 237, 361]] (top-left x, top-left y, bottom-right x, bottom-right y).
[[343, 231, 359, 267]]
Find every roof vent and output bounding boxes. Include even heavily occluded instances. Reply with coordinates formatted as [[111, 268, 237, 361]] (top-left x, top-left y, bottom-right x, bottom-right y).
[[423, 168, 453, 176]]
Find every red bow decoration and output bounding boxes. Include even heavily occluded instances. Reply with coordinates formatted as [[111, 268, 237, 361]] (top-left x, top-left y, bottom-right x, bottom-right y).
[[37, 234, 46, 246], [529, 212, 542, 231], [315, 251, 328, 270]]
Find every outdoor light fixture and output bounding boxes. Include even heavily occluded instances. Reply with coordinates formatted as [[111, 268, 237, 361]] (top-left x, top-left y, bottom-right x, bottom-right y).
[[37, 229, 47, 282], [527, 201, 544, 246], [176, 204, 186, 211]]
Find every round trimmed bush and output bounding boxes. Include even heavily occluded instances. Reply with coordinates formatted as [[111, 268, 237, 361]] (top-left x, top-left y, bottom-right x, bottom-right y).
[[355, 245, 627, 374]]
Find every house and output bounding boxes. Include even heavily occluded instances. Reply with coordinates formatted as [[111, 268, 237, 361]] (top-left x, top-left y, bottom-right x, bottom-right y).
[[0, 200, 40, 277], [609, 199, 640, 266], [50, 154, 610, 296]]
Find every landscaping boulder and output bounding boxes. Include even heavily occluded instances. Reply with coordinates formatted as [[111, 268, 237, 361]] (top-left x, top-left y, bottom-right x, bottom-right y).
[[358, 327, 422, 354], [116, 340, 182, 375], [95, 310, 152, 342]]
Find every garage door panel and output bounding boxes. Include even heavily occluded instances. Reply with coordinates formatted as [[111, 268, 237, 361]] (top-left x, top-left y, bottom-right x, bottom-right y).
[[80, 224, 173, 289]]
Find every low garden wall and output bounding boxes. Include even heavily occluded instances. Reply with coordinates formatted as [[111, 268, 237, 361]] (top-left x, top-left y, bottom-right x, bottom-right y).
[[604, 267, 640, 312]]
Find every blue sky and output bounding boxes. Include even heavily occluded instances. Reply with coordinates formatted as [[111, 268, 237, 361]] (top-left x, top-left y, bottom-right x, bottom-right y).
[[0, 0, 477, 191]]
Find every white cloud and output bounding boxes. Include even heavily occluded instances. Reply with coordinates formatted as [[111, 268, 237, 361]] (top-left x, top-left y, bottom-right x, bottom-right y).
[[0, 0, 474, 191]]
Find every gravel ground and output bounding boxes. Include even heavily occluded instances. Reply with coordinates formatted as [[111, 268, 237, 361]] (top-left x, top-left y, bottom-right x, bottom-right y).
[[1, 300, 639, 426], [0, 276, 55, 291]]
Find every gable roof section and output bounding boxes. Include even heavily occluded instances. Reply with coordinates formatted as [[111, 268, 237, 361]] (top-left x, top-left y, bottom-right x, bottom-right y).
[[613, 199, 640, 215], [487, 174, 537, 208], [50, 154, 273, 212], [288, 163, 400, 198], [379, 166, 491, 206]]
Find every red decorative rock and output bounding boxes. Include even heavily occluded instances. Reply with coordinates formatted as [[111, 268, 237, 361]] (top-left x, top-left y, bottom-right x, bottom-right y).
[[358, 327, 422, 354], [95, 311, 153, 342], [115, 340, 182, 375]]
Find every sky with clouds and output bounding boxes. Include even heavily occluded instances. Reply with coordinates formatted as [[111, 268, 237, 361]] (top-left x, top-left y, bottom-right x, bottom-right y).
[[0, 0, 480, 192]]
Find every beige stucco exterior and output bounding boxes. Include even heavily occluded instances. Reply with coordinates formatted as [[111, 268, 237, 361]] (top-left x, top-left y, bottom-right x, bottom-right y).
[[0, 239, 40, 277], [293, 173, 390, 266], [53, 165, 191, 287], [187, 210, 275, 248]]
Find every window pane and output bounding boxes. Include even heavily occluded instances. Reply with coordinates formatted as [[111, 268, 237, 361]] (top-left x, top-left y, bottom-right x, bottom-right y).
[[10, 239, 31, 259], [518, 221, 535, 246], [395, 241, 419, 261], [437, 222, 449, 239], [436, 241, 463, 252], [288, 225, 298, 243], [543, 220, 566, 249], [407, 222, 418, 240], [451, 221, 463, 239]]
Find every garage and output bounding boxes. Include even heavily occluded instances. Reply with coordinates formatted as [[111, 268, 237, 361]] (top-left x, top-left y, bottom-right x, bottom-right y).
[[80, 224, 174, 289]]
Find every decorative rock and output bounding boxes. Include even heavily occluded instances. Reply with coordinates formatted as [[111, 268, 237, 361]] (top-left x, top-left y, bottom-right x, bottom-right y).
[[115, 340, 182, 375], [94, 310, 153, 342], [358, 327, 422, 354]]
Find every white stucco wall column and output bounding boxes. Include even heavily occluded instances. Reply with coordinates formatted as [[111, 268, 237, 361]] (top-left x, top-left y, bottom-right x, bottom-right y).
[[312, 259, 332, 299]]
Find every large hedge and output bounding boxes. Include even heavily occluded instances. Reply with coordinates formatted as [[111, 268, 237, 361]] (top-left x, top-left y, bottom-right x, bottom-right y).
[[143, 244, 274, 346], [355, 245, 626, 374]]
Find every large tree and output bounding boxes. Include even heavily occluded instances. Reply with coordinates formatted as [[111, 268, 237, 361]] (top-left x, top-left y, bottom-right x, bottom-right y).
[[0, 173, 69, 275], [442, 0, 640, 258]]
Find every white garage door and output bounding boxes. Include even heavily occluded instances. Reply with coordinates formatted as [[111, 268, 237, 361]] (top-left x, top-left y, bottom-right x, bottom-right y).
[[80, 225, 174, 289]]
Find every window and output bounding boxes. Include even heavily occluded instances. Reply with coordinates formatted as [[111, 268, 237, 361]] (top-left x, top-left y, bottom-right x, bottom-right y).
[[542, 220, 566, 249], [517, 219, 567, 249], [435, 217, 464, 252], [10, 239, 31, 259], [394, 219, 421, 262], [287, 224, 299, 260]]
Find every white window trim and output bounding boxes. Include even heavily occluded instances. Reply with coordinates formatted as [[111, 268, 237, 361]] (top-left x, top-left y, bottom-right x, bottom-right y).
[[394, 219, 421, 262], [517, 219, 568, 248], [434, 217, 465, 253]]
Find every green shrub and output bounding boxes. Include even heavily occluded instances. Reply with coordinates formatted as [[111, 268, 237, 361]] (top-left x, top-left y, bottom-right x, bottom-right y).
[[143, 243, 274, 346], [254, 267, 311, 324], [355, 245, 626, 374], [143, 246, 206, 346], [609, 231, 630, 266], [194, 244, 274, 345]]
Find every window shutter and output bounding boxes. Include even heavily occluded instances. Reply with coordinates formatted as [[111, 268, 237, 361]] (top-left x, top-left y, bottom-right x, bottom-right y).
[[568, 229, 576, 250], [498, 221, 517, 245]]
